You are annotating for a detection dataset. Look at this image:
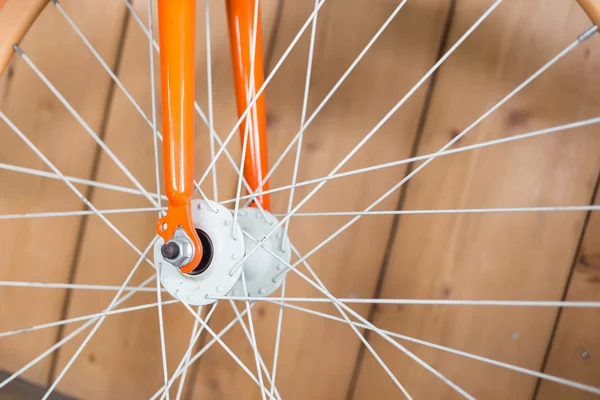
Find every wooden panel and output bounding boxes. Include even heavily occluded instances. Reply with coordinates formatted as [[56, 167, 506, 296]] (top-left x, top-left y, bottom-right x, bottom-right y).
[[352, 0, 600, 399], [536, 184, 600, 400], [190, 0, 451, 398], [0, 0, 127, 385]]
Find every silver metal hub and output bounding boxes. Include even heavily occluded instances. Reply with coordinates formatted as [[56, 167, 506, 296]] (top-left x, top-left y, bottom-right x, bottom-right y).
[[229, 207, 291, 298], [154, 199, 245, 306]]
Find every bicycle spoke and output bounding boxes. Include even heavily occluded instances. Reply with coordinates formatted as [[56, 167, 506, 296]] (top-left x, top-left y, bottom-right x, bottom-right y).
[[241, 270, 268, 400], [259, 300, 600, 396], [177, 294, 276, 400], [0, 280, 165, 293], [0, 296, 176, 339], [204, 0, 218, 201], [0, 162, 166, 200], [13, 46, 160, 209], [0, 206, 165, 220], [223, 296, 600, 308], [269, 205, 600, 218], [0, 241, 156, 391], [232, 0, 261, 240], [221, 115, 600, 205], [147, 0, 162, 215], [156, 265, 170, 400], [160, 304, 218, 400], [174, 305, 204, 400], [269, 280, 285, 398], [229, 300, 283, 400]]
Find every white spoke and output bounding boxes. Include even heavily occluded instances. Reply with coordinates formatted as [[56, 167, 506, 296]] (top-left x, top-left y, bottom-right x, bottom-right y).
[[221, 0, 504, 279], [224, 296, 600, 308], [147, 0, 168, 393], [176, 294, 276, 400], [0, 112, 155, 267], [156, 265, 169, 400], [280, 0, 320, 249], [269, 280, 285, 398], [196, 0, 329, 188], [232, 0, 261, 240], [0, 273, 158, 389], [251, 0, 410, 201], [174, 305, 203, 400], [241, 270, 268, 400], [263, 300, 600, 396], [14, 46, 160, 209], [160, 303, 218, 400], [147, 0, 162, 216], [0, 280, 166, 293], [0, 206, 165, 220], [270, 205, 600, 217], [205, 0, 218, 201], [41, 239, 157, 399], [150, 304, 254, 400], [0, 297, 176, 339], [174, 306, 202, 400], [222, 115, 600, 205], [0, 162, 166, 201], [229, 300, 283, 400]]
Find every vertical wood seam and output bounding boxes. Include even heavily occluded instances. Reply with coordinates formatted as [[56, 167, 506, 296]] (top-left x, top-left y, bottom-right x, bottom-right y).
[[45, 5, 132, 384], [344, 2, 457, 398], [531, 169, 600, 399]]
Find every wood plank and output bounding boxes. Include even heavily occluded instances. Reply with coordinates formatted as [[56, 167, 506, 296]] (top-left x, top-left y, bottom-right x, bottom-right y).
[[352, 0, 600, 398], [0, 0, 128, 386], [536, 183, 600, 400], [189, 0, 451, 398]]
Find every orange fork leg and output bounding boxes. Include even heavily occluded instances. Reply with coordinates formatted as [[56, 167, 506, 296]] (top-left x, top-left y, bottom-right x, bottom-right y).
[[226, 0, 271, 211], [156, 0, 202, 273]]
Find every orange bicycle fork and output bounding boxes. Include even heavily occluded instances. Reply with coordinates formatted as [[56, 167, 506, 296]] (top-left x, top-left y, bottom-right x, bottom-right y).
[[156, 0, 270, 273]]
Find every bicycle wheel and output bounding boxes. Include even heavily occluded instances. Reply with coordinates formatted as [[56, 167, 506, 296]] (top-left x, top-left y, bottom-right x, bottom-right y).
[[1, 0, 599, 399]]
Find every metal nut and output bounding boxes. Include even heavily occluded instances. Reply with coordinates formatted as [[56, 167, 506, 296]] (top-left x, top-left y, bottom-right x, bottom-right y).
[[161, 228, 194, 268]]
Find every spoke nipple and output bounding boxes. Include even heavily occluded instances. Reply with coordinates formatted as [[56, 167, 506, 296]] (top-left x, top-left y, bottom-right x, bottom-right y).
[[161, 242, 180, 260]]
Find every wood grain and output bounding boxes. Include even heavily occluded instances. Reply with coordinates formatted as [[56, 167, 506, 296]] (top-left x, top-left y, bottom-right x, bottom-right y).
[[351, 0, 600, 398], [0, 0, 128, 386]]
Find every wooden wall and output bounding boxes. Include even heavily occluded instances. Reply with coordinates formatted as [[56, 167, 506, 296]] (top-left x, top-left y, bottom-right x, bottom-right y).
[[0, 0, 599, 399]]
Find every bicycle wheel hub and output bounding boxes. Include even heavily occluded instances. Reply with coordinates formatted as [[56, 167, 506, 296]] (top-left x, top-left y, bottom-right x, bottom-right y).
[[154, 200, 291, 305]]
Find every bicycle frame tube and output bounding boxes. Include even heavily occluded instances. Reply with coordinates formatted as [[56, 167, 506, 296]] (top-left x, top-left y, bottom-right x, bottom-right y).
[[225, 0, 271, 211], [156, 0, 202, 273]]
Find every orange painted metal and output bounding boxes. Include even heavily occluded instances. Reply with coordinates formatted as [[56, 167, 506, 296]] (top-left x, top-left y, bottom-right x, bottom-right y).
[[156, 0, 202, 273], [225, 0, 271, 210]]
